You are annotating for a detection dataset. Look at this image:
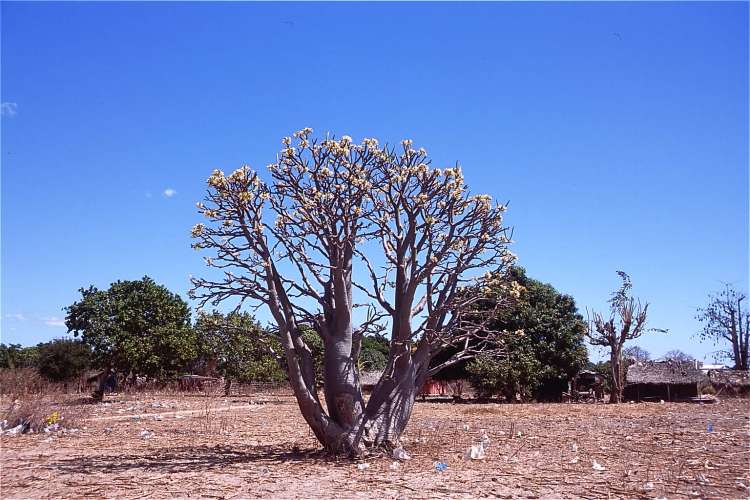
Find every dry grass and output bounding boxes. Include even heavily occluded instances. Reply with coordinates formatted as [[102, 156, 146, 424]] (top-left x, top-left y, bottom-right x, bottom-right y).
[[1, 394, 84, 434]]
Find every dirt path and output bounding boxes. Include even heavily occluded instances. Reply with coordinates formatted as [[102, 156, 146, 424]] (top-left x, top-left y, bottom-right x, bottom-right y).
[[88, 404, 256, 421]]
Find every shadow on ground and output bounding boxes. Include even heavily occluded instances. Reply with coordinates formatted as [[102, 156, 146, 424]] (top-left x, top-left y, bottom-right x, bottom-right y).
[[51, 444, 351, 475]]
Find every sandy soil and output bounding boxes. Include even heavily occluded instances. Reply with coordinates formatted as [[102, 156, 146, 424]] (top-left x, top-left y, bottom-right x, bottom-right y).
[[1, 392, 748, 499]]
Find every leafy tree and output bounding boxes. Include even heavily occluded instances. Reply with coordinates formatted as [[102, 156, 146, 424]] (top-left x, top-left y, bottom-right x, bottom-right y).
[[65, 277, 197, 386], [36, 338, 92, 382], [467, 351, 541, 401], [586, 271, 665, 403], [456, 266, 588, 401], [358, 335, 389, 372], [195, 311, 285, 394], [0, 343, 39, 369], [663, 349, 694, 362], [587, 359, 613, 394], [696, 284, 749, 370], [623, 345, 651, 363], [190, 129, 512, 454]]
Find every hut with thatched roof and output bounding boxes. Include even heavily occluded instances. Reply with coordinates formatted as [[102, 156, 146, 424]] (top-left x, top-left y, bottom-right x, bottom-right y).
[[624, 360, 708, 402], [359, 370, 383, 393]]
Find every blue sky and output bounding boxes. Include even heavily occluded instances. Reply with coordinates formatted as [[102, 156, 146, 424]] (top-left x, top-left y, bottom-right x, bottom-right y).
[[1, 2, 747, 363]]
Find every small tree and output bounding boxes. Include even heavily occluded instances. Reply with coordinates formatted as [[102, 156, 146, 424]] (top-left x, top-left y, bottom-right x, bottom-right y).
[[467, 351, 541, 401], [191, 129, 513, 454], [358, 335, 389, 372], [587, 271, 665, 403], [65, 277, 197, 398], [36, 339, 92, 383], [0, 343, 39, 369], [440, 266, 588, 401], [195, 311, 285, 394], [623, 345, 651, 363], [696, 284, 749, 370], [663, 349, 694, 363]]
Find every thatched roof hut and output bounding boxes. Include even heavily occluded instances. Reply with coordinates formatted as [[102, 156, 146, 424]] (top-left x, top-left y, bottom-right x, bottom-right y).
[[359, 370, 383, 391], [625, 361, 707, 401], [627, 361, 707, 385]]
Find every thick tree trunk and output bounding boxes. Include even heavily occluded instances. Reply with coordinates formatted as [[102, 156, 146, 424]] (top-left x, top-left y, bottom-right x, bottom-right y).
[[323, 334, 365, 430]]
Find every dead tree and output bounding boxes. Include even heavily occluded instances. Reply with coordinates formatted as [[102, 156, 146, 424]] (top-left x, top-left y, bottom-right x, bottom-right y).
[[696, 284, 749, 370], [587, 271, 664, 403], [190, 129, 513, 454]]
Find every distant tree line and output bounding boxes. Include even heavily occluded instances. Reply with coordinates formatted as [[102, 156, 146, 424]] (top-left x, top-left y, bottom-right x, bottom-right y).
[[5, 273, 737, 401], [1, 276, 389, 391]]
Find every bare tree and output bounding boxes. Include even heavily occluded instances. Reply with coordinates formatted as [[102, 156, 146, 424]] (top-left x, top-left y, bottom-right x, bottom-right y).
[[587, 271, 665, 403], [623, 345, 650, 363], [696, 284, 749, 370], [190, 129, 513, 454], [663, 349, 694, 363]]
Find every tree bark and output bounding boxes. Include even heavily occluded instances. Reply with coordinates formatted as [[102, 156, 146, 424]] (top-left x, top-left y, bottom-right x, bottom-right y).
[[323, 334, 365, 430], [609, 349, 623, 404]]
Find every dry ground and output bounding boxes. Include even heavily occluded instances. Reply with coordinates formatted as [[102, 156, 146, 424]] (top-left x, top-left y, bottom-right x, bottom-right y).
[[1, 391, 748, 499]]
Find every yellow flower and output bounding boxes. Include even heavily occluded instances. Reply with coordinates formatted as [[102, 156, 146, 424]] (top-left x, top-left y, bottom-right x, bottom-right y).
[[191, 223, 205, 237]]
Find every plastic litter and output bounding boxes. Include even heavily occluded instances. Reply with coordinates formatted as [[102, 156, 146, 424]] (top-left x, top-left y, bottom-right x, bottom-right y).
[[139, 429, 154, 439], [392, 447, 411, 461], [569, 457, 579, 464], [592, 460, 606, 471], [644, 482, 655, 491], [4, 424, 25, 436], [707, 422, 713, 433], [479, 429, 490, 448], [434, 461, 448, 473], [389, 461, 401, 471], [356, 463, 370, 471], [571, 442, 578, 453], [43, 423, 60, 433], [466, 443, 486, 460]]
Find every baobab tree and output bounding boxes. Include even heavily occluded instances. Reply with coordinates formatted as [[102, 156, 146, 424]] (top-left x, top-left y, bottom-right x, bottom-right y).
[[190, 128, 513, 454], [587, 271, 665, 403], [696, 284, 749, 370]]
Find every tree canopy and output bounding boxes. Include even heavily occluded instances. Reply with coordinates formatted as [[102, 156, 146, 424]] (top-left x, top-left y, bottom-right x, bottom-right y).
[[36, 338, 92, 382], [190, 129, 514, 454], [65, 277, 197, 378], [445, 266, 588, 401], [194, 310, 285, 385], [696, 284, 749, 370]]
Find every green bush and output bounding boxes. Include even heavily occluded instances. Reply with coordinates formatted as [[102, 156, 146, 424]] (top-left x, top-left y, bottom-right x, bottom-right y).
[[37, 339, 91, 382]]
